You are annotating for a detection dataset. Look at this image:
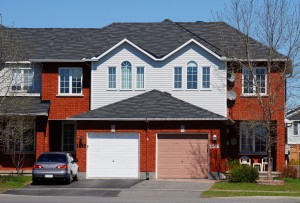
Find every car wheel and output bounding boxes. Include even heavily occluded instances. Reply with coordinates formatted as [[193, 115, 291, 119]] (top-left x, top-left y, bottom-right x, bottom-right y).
[[73, 173, 78, 181], [32, 177, 39, 185], [66, 174, 73, 184]]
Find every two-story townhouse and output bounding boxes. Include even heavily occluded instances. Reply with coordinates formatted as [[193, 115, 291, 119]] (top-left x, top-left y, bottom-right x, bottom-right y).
[[286, 106, 300, 162], [0, 19, 288, 179]]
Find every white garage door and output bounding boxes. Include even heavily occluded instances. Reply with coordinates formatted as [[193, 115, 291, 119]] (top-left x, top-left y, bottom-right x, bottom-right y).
[[87, 133, 139, 179]]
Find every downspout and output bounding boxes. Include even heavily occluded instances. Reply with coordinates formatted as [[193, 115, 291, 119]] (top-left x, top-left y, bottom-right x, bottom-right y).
[[146, 119, 149, 180]]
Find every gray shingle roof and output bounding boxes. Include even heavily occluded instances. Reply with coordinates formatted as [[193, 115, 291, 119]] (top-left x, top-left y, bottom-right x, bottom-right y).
[[70, 90, 228, 121], [4, 19, 285, 61], [0, 97, 50, 116]]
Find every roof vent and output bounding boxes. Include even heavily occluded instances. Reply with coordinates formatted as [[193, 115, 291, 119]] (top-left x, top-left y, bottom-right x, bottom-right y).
[[163, 91, 172, 96], [162, 19, 173, 23]]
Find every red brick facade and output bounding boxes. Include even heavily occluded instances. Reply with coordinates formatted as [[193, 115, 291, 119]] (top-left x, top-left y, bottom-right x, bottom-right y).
[[41, 62, 90, 120], [226, 68, 286, 171], [75, 121, 224, 173]]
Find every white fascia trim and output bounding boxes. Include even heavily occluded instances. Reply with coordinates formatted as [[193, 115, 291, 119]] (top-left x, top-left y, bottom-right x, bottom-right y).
[[5, 61, 31, 64], [30, 59, 83, 62], [85, 38, 225, 62], [0, 112, 48, 116], [67, 117, 229, 121]]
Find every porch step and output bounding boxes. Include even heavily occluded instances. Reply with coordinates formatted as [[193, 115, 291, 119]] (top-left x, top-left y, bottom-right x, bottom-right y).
[[258, 171, 281, 179]]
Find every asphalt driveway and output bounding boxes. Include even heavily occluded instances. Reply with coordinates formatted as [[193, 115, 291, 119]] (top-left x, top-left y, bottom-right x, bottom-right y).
[[4, 179, 144, 197]]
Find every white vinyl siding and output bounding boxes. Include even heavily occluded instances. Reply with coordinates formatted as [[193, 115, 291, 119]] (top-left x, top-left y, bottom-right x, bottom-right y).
[[287, 120, 300, 144], [92, 43, 227, 116], [136, 67, 144, 89]]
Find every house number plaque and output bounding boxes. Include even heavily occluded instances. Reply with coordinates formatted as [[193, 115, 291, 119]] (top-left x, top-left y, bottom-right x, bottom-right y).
[[209, 144, 220, 149]]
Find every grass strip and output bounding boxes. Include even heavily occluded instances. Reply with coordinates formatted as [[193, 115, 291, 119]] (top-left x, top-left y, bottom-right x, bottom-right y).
[[0, 176, 32, 192]]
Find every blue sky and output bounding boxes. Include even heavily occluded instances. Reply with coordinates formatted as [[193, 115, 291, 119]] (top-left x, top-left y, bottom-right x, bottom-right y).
[[0, 0, 227, 28]]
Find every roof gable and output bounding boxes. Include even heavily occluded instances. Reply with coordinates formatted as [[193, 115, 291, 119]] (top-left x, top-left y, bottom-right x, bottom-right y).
[[69, 90, 228, 121]]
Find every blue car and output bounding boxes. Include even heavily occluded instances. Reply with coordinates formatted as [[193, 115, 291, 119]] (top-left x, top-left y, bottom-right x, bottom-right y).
[[32, 152, 79, 184]]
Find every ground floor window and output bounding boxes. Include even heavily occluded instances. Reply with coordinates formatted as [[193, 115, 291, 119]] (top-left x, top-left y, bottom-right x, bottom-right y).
[[240, 122, 267, 154], [62, 122, 75, 152], [0, 118, 35, 153]]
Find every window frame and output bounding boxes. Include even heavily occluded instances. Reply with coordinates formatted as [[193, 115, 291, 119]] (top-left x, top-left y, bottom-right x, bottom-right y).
[[173, 67, 183, 90], [58, 67, 83, 96], [239, 122, 267, 155], [11, 67, 34, 92], [61, 122, 76, 152], [121, 61, 132, 90], [5, 120, 35, 154], [293, 121, 300, 136], [242, 67, 267, 96], [186, 61, 198, 90], [107, 66, 117, 90], [136, 66, 145, 90], [201, 66, 211, 90]]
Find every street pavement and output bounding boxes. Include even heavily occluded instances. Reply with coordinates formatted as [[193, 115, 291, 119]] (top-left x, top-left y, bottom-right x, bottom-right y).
[[0, 179, 299, 203]]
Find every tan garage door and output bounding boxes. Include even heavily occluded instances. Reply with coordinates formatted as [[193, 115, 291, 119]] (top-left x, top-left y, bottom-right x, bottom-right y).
[[157, 134, 208, 179]]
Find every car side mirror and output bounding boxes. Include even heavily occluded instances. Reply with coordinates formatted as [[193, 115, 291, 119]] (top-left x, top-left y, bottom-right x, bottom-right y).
[[72, 159, 78, 163]]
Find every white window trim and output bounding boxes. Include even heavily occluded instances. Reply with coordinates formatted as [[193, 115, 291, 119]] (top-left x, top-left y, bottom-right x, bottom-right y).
[[121, 61, 132, 90], [293, 121, 300, 136], [107, 66, 117, 90], [61, 121, 76, 152], [239, 122, 267, 155], [201, 66, 212, 90], [135, 66, 145, 90], [58, 67, 83, 96], [11, 67, 35, 92], [173, 66, 183, 90], [242, 67, 267, 96]]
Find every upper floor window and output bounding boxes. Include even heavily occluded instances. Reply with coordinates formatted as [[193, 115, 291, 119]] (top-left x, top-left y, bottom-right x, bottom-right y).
[[108, 67, 117, 89], [240, 122, 267, 154], [187, 61, 198, 89], [121, 61, 132, 90], [243, 67, 266, 95], [202, 67, 210, 89], [293, 121, 300, 135], [136, 67, 144, 89], [59, 67, 82, 95], [174, 67, 182, 89], [12, 68, 34, 92]]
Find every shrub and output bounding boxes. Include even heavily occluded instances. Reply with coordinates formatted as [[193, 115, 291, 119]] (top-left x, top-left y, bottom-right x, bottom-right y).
[[280, 165, 298, 179], [225, 158, 240, 171], [229, 164, 259, 183]]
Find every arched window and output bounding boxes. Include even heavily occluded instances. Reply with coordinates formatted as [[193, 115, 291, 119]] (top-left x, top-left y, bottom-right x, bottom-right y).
[[121, 61, 132, 89], [187, 61, 198, 89]]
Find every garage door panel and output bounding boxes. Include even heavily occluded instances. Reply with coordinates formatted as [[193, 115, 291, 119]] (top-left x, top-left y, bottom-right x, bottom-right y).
[[157, 134, 208, 179], [87, 133, 139, 179]]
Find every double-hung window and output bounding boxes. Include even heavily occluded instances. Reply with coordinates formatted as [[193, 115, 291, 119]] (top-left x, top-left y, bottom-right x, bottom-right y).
[[187, 61, 198, 89], [121, 61, 132, 90], [202, 67, 210, 89], [12, 68, 34, 91], [108, 67, 117, 89], [174, 67, 182, 89], [59, 68, 82, 95], [242, 67, 266, 95], [136, 67, 144, 89], [240, 122, 267, 153], [293, 121, 300, 135]]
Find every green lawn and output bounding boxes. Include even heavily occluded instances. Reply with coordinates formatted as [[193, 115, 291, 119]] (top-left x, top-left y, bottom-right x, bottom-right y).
[[202, 178, 300, 198], [0, 176, 32, 192]]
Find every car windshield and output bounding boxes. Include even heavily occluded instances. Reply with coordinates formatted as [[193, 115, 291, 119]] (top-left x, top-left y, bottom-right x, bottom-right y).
[[37, 154, 67, 162]]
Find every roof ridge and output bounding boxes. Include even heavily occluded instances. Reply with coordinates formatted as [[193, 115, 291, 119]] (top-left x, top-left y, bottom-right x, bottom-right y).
[[174, 22, 227, 56]]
